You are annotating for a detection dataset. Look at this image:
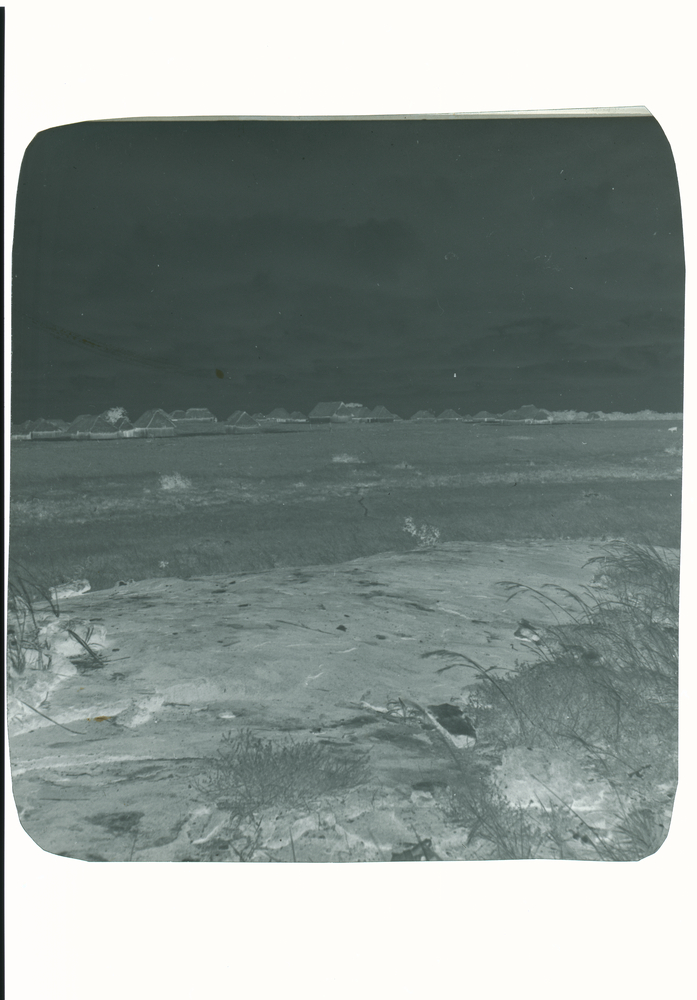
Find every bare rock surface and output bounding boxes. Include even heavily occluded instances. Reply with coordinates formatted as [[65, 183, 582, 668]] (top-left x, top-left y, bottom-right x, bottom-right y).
[[8, 539, 605, 861]]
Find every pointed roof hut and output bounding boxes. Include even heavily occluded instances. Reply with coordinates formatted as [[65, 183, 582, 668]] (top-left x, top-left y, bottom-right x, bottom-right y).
[[227, 410, 258, 424], [349, 406, 373, 419], [308, 402, 344, 422], [32, 418, 62, 432], [134, 409, 177, 435], [225, 411, 260, 432], [185, 407, 216, 421], [518, 404, 551, 422], [410, 409, 436, 421], [500, 404, 551, 423], [67, 414, 120, 439], [334, 402, 372, 420], [233, 412, 259, 426], [100, 410, 133, 431], [30, 418, 70, 439], [368, 405, 396, 422], [67, 415, 96, 437]]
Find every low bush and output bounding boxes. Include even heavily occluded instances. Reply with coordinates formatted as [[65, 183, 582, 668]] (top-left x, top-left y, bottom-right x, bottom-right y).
[[439, 543, 679, 861], [197, 729, 369, 818]]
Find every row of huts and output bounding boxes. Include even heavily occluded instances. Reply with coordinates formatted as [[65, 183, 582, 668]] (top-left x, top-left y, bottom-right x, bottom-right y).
[[11, 408, 219, 441], [10, 403, 402, 440], [11, 403, 565, 441]]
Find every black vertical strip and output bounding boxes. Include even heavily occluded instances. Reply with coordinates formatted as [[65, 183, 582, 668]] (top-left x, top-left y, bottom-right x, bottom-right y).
[[1, 7, 4, 376], [1, 8, 4, 450]]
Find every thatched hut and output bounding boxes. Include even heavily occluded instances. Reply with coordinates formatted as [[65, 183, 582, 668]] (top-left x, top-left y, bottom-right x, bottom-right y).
[[267, 407, 291, 422], [225, 411, 260, 433], [185, 407, 216, 422], [368, 405, 396, 422], [31, 418, 70, 440], [134, 409, 177, 436], [308, 402, 345, 423]]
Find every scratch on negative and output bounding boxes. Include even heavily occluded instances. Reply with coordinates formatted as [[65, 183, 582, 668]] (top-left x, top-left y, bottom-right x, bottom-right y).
[[305, 670, 324, 686], [337, 647, 358, 653]]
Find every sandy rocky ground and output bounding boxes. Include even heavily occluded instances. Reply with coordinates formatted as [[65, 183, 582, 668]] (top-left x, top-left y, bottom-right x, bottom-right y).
[[8, 539, 622, 862]]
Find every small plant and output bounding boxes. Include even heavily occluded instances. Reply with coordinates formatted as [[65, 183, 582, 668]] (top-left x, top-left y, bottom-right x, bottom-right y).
[[193, 730, 369, 862], [197, 729, 369, 819], [65, 626, 109, 673], [447, 773, 551, 860], [403, 516, 441, 547], [7, 560, 61, 686]]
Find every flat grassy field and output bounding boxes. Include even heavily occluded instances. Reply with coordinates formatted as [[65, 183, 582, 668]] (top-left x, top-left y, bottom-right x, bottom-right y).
[[10, 420, 682, 593]]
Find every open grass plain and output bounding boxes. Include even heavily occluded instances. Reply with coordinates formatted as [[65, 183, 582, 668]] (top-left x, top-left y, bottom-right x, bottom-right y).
[[10, 419, 682, 587], [8, 419, 682, 861]]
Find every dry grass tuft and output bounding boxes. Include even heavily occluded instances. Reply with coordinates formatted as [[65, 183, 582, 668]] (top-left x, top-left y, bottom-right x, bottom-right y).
[[197, 729, 369, 817]]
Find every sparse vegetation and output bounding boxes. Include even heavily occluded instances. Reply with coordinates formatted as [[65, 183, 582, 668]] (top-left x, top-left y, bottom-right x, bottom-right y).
[[403, 516, 441, 547], [427, 543, 679, 860], [64, 626, 109, 673], [197, 729, 369, 813], [7, 419, 681, 861], [10, 422, 681, 591], [6, 560, 61, 686], [186, 543, 677, 862], [194, 730, 369, 860]]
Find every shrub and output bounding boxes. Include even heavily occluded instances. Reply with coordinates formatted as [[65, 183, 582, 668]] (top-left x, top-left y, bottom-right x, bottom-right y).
[[197, 729, 369, 818], [403, 516, 441, 547], [440, 543, 678, 861], [6, 560, 60, 686]]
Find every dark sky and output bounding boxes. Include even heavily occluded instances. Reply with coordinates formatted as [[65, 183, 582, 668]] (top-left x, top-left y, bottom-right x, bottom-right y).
[[11, 116, 684, 422]]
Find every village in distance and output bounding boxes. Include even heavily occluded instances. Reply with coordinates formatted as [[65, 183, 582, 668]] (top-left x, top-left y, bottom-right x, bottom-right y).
[[10, 401, 684, 442]]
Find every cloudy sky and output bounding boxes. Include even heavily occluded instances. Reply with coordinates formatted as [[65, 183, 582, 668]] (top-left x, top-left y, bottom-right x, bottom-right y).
[[11, 115, 684, 422]]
